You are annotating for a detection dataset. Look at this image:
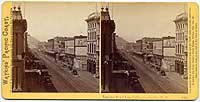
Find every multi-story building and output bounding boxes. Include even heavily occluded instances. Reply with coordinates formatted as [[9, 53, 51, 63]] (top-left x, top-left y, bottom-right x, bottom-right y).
[[63, 35, 87, 71], [46, 37, 68, 57], [151, 36, 175, 71], [125, 42, 136, 51], [64, 37, 75, 69], [85, 11, 100, 77], [53, 36, 67, 53], [47, 38, 54, 51], [174, 12, 188, 78], [74, 35, 87, 71], [12, 6, 27, 91], [64, 37, 74, 55], [152, 39, 163, 70], [162, 36, 176, 72], [135, 39, 143, 52], [141, 37, 161, 54]]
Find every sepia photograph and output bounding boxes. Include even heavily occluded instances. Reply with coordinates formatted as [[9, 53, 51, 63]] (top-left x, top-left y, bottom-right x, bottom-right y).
[[1, 1, 198, 100], [11, 2, 100, 92], [101, 3, 188, 93]]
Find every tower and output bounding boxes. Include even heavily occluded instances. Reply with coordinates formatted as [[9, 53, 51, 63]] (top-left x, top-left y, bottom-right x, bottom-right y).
[[101, 6, 115, 92], [12, 6, 27, 91]]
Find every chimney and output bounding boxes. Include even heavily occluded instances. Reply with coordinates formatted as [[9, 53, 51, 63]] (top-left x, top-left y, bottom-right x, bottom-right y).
[[105, 7, 109, 12], [101, 6, 104, 11], [18, 6, 21, 11], [13, 6, 16, 11]]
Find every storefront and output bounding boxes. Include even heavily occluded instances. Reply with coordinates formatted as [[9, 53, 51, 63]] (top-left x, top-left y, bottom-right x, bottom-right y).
[[175, 60, 184, 75], [87, 59, 96, 74]]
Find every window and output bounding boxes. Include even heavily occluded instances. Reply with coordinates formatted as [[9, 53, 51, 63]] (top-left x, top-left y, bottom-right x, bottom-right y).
[[89, 43, 90, 53], [94, 44, 96, 52], [91, 43, 93, 53], [94, 32, 96, 39], [90, 43, 91, 53], [91, 32, 93, 40], [176, 45, 177, 53], [16, 33, 18, 55], [87, 44, 89, 52], [178, 44, 179, 54], [89, 32, 91, 40]]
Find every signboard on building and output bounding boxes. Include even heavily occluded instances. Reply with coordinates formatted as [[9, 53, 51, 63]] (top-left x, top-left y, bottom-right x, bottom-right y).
[[153, 40, 162, 55]]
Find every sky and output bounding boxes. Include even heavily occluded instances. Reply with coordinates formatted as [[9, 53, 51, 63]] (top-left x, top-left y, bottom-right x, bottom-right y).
[[109, 3, 187, 42], [14, 2, 100, 41], [14, 2, 186, 42]]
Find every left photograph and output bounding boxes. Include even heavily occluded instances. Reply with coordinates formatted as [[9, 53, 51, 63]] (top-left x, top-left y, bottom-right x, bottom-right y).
[[12, 2, 100, 92]]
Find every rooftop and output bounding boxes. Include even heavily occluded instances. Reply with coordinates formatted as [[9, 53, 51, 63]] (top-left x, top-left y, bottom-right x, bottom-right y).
[[174, 12, 188, 22], [85, 12, 100, 21]]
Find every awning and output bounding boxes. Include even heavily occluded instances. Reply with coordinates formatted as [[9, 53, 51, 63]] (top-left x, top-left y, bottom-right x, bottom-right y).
[[147, 54, 153, 57], [46, 50, 55, 54], [134, 51, 143, 55], [60, 54, 65, 56]]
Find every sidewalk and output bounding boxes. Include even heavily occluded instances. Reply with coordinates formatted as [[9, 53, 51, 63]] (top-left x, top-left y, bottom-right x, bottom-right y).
[[132, 55, 187, 93], [165, 72, 188, 89]]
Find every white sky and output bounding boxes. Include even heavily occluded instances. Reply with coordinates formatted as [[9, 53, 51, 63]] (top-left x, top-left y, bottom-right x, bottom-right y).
[[14, 2, 186, 42], [109, 3, 187, 42], [14, 2, 100, 41]]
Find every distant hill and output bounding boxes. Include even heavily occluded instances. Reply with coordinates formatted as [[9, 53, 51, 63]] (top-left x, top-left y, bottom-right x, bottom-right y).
[[115, 35, 129, 50], [27, 35, 40, 49]]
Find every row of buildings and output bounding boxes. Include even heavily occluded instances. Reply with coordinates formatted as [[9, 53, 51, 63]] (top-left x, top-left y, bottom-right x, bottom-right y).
[[126, 12, 188, 79], [41, 12, 100, 77], [12, 5, 100, 91]]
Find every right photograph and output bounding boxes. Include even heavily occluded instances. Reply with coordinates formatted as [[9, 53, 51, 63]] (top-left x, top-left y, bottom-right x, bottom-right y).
[[101, 3, 188, 93]]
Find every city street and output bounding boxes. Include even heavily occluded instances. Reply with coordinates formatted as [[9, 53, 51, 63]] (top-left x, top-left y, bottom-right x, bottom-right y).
[[120, 50, 187, 93], [31, 49, 99, 93]]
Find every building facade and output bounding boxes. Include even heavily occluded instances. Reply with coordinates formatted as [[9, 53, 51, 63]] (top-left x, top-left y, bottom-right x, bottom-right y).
[[74, 35, 87, 71], [151, 36, 175, 72], [152, 40, 163, 71], [47, 38, 54, 51], [85, 11, 100, 77], [53, 36, 67, 53], [135, 39, 143, 52], [63, 36, 87, 71], [12, 6, 27, 91], [141, 37, 161, 54], [125, 42, 136, 51], [64, 37, 75, 70], [162, 37, 176, 72], [174, 12, 188, 79]]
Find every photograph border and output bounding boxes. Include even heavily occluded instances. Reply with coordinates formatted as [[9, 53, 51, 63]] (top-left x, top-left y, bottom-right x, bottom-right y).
[[1, 1, 198, 100]]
